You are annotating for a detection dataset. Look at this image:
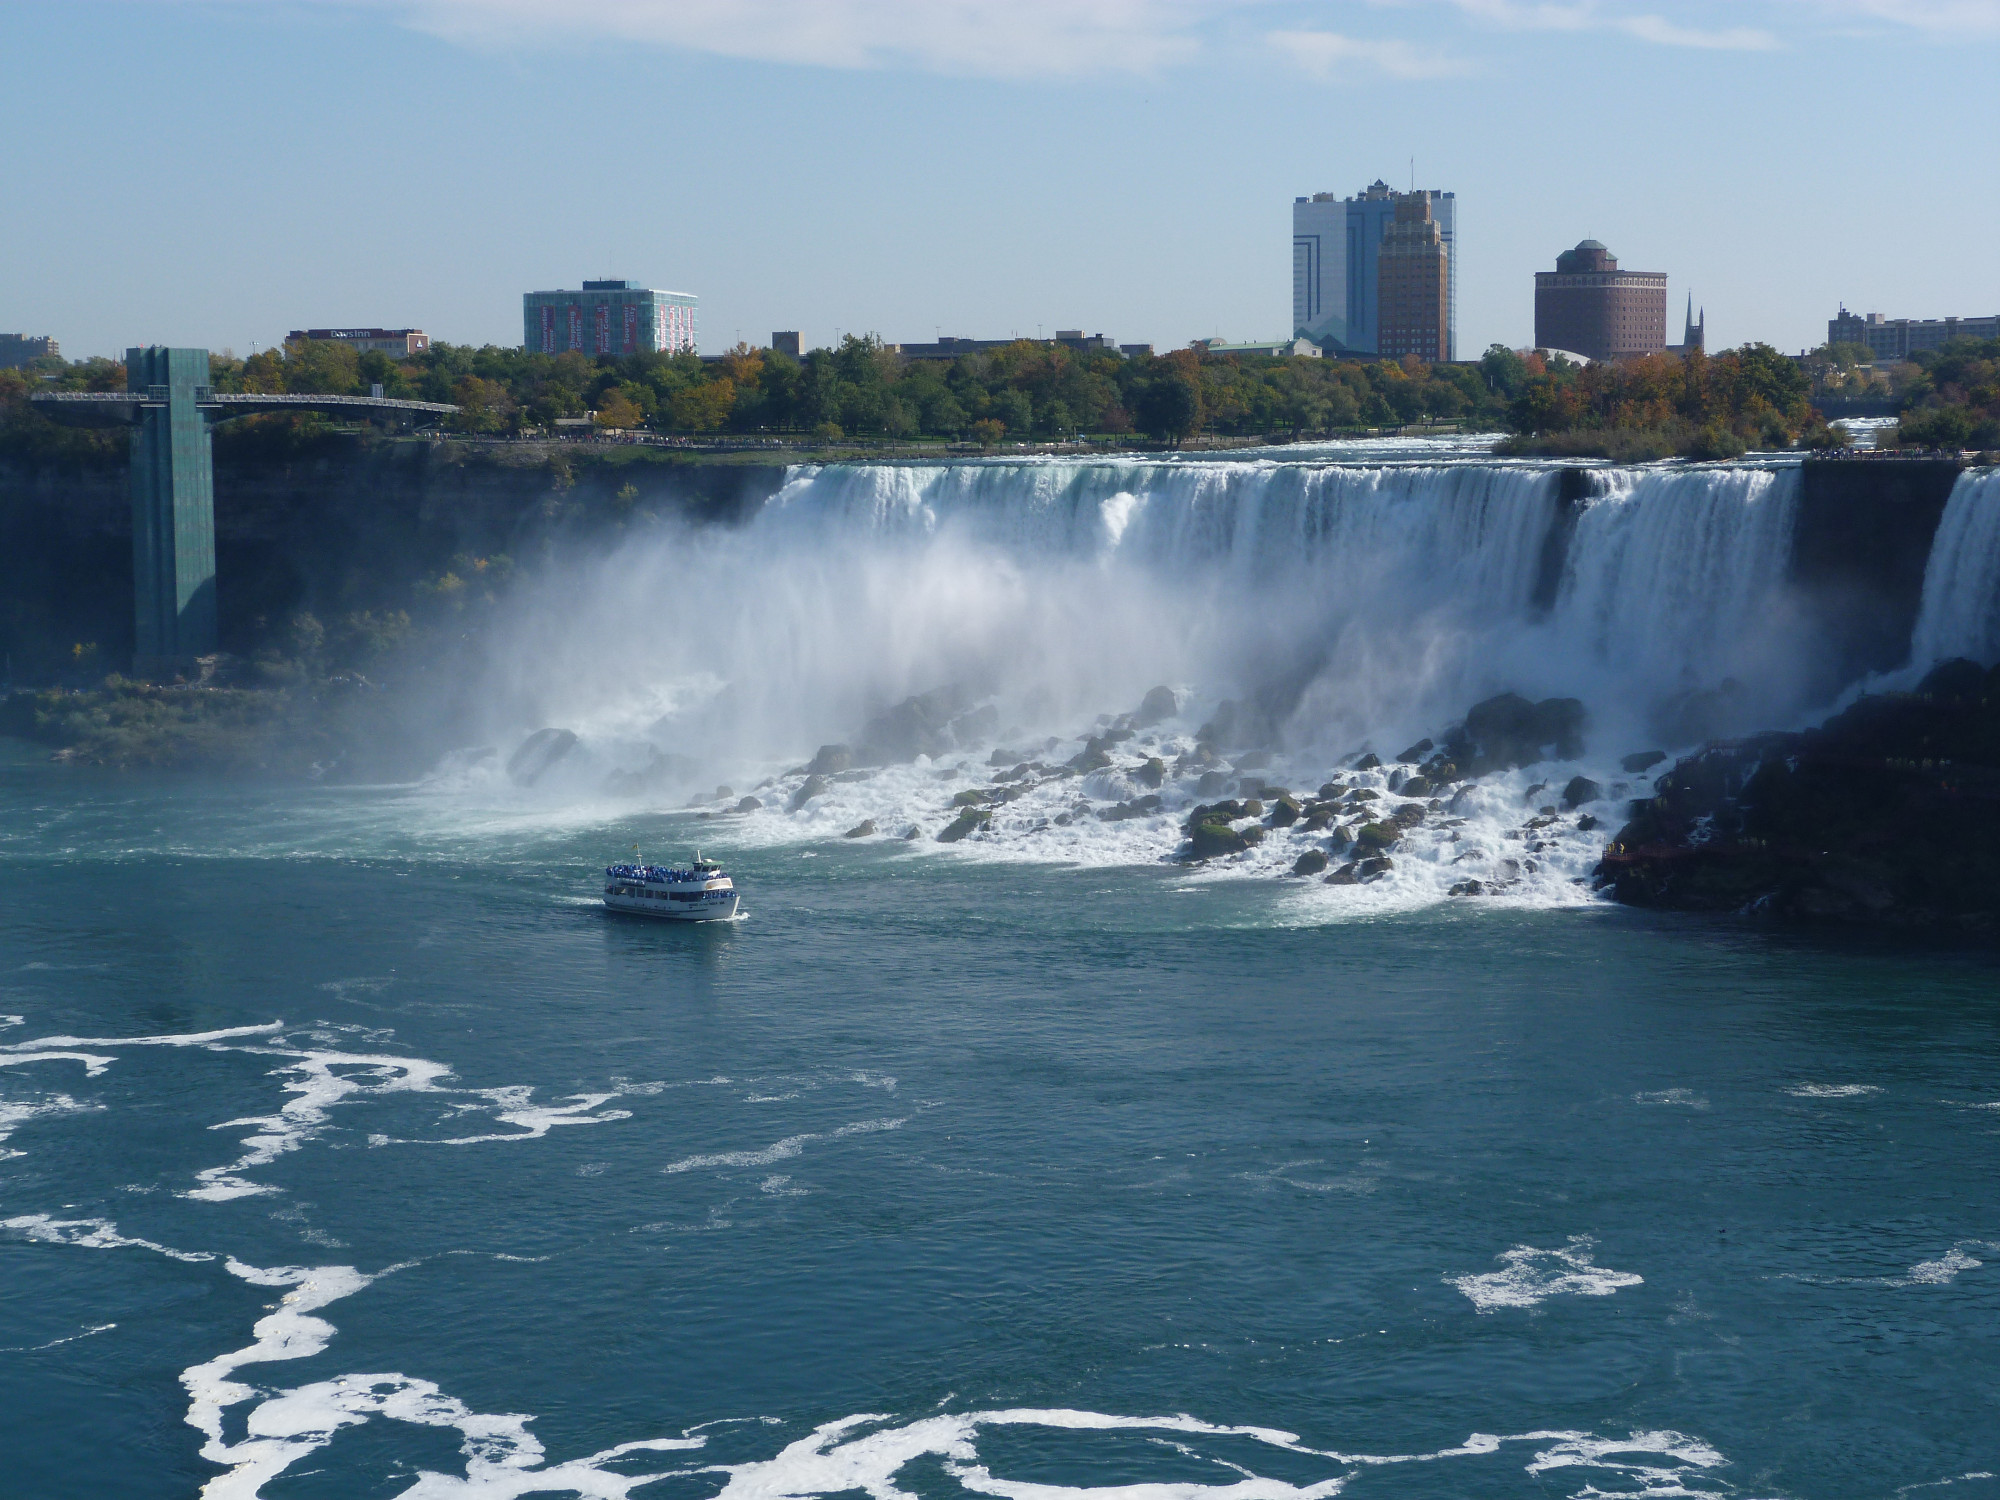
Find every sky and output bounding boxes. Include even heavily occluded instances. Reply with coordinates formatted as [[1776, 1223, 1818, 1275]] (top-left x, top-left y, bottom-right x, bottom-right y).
[[5, 0, 1998, 361]]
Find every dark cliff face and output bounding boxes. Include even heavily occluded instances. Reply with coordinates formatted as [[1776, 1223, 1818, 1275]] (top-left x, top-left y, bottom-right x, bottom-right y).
[[1598, 659, 2000, 932], [1789, 457, 1964, 699], [0, 437, 783, 674]]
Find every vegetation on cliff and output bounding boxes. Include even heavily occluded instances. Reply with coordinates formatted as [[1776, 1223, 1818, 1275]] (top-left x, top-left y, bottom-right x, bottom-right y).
[[1597, 659, 2000, 930], [1490, 342, 1841, 460], [1888, 338, 2000, 450]]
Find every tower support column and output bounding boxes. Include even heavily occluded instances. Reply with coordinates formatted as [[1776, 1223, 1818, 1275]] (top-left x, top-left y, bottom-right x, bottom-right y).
[[127, 346, 216, 677]]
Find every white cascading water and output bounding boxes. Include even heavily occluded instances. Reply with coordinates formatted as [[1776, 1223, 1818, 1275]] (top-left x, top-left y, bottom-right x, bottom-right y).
[[456, 456, 1838, 908], [1907, 468, 2000, 668]]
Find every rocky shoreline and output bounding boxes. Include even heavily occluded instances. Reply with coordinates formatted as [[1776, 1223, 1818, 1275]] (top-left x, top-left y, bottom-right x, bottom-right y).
[[1597, 660, 2000, 932]]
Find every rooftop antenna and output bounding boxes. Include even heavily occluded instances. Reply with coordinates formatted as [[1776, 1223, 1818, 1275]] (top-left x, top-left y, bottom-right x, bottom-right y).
[[1409, 156, 1415, 191]]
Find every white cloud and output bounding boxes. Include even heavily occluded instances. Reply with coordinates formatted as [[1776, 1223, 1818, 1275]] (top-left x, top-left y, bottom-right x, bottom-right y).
[[1617, 14, 1778, 48], [392, 0, 1212, 78], [1444, 0, 1779, 49], [1269, 27, 1474, 76], [1789, 0, 2000, 34]]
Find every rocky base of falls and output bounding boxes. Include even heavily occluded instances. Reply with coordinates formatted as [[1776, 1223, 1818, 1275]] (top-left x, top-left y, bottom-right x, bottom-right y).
[[1597, 660, 2000, 932]]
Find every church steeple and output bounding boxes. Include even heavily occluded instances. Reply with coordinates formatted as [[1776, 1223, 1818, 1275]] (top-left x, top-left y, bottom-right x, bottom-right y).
[[1683, 294, 1705, 353]]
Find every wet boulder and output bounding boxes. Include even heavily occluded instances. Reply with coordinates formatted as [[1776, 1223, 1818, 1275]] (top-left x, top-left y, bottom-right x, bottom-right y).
[[1137, 756, 1166, 789], [1356, 821, 1399, 851], [1391, 802, 1427, 829], [936, 808, 992, 842], [1353, 753, 1383, 771], [1400, 775, 1432, 798], [1356, 856, 1395, 881], [1323, 862, 1359, 886], [788, 774, 829, 811], [1268, 795, 1302, 828], [1451, 693, 1588, 771], [855, 685, 968, 765], [735, 795, 763, 813], [1133, 685, 1181, 728], [1292, 849, 1331, 877], [843, 819, 877, 838], [807, 743, 854, 775], [506, 727, 578, 787], [1068, 736, 1115, 772], [1620, 750, 1667, 774], [1195, 769, 1230, 795], [1561, 775, 1604, 810], [1397, 738, 1434, 764], [1448, 878, 1486, 897]]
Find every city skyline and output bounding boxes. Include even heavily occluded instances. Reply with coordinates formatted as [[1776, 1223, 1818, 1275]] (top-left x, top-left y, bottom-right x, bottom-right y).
[[4, 1, 1998, 362]]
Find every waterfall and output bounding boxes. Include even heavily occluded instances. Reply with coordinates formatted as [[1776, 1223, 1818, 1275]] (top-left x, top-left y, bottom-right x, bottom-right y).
[[478, 457, 1823, 776], [1908, 469, 2000, 668]]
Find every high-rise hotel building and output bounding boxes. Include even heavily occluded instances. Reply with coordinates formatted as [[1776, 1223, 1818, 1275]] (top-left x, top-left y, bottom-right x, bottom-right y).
[[1376, 195, 1450, 362], [523, 280, 698, 357], [1533, 242, 1667, 362], [1293, 180, 1457, 359]]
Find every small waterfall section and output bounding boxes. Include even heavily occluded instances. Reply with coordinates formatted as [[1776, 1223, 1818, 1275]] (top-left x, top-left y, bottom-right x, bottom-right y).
[[1908, 468, 2000, 667], [1541, 466, 1804, 723]]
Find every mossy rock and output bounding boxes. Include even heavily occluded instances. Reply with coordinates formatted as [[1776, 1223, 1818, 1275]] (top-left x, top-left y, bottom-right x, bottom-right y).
[[1356, 821, 1399, 851], [936, 808, 992, 843], [951, 787, 994, 808], [1186, 821, 1249, 860], [1137, 756, 1166, 789], [1292, 849, 1330, 877]]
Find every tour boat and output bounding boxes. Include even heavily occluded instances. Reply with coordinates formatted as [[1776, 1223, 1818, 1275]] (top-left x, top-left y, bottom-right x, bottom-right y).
[[602, 854, 741, 921]]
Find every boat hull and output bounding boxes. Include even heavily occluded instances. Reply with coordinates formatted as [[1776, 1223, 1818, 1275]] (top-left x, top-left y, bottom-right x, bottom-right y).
[[603, 889, 741, 922]]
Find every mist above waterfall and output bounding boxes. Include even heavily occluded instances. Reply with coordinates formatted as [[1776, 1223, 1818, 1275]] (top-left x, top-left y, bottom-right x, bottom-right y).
[[472, 456, 1827, 794]]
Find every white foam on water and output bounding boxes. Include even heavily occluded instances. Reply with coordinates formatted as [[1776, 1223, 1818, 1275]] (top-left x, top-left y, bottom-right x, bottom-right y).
[[1784, 1084, 1882, 1098], [0, 1321, 117, 1352], [664, 1116, 909, 1174], [1633, 1090, 1709, 1109], [2, 1213, 215, 1263], [403, 1087, 632, 1146], [1448, 1235, 1644, 1313], [0, 1048, 121, 1076], [194, 1048, 461, 1201], [0, 1092, 105, 1156], [1789, 1242, 1995, 1289], [0, 1022, 287, 1051]]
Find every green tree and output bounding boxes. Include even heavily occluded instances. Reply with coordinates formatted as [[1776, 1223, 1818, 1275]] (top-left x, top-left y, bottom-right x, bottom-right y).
[[1137, 371, 1204, 446]]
